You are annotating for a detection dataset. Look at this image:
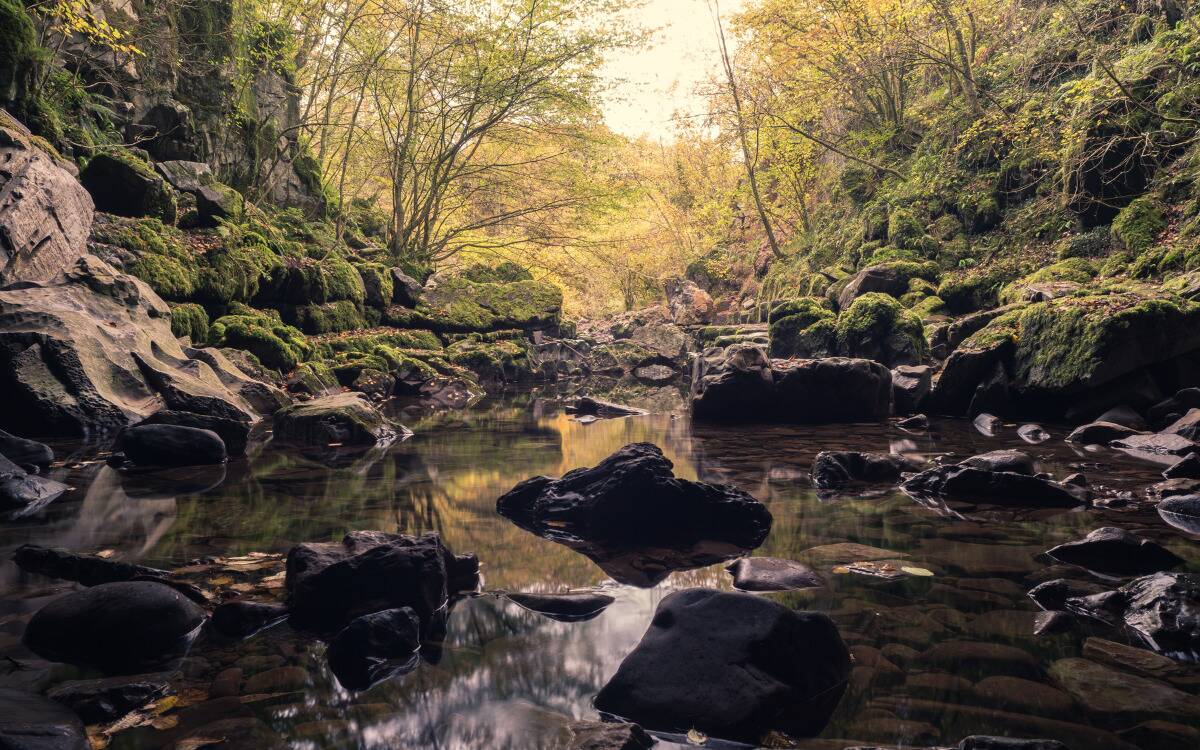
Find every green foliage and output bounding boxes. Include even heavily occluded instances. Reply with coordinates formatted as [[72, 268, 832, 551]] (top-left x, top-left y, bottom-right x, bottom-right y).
[[169, 303, 209, 342]]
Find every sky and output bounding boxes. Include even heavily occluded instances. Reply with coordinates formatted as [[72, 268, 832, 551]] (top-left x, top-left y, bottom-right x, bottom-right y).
[[600, 0, 744, 143]]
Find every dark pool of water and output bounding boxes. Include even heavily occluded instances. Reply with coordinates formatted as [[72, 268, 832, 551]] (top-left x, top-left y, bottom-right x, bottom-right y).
[[1, 388, 1197, 749]]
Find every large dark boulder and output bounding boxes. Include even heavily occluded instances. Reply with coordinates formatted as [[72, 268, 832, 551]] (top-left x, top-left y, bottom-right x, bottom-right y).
[[959, 449, 1036, 475], [133, 410, 251, 457], [119, 423, 227, 467], [0, 687, 88, 750], [0, 121, 94, 287], [594, 588, 850, 743], [272, 392, 399, 446], [23, 581, 206, 673], [389, 269, 423, 307], [1, 454, 68, 515], [837, 263, 920, 309], [79, 152, 176, 223], [691, 344, 891, 423], [811, 451, 918, 488], [496, 443, 771, 550], [47, 673, 174, 724], [902, 453, 1088, 508], [285, 531, 477, 634], [327, 607, 421, 691], [1158, 494, 1200, 534], [1046, 527, 1184, 576], [13, 544, 168, 586], [0, 428, 53, 467], [1066, 421, 1147, 444], [1066, 572, 1200, 661]]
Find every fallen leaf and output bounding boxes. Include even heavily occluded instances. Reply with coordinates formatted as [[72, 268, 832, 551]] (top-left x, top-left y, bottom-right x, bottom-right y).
[[687, 728, 708, 745], [901, 566, 935, 577]]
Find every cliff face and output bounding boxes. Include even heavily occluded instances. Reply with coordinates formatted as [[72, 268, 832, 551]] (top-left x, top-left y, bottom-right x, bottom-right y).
[[48, 0, 326, 217]]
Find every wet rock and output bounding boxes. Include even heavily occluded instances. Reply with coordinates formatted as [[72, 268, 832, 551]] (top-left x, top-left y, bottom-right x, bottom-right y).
[[12, 544, 168, 586], [1048, 657, 1200, 720], [972, 676, 1075, 716], [566, 397, 648, 418], [1028, 578, 1108, 611], [175, 717, 284, 750], [567, 720, 655, 750], [917, 640, 1041, 679], [1096, 405, 1147, 430], [272, 392, 400, 446], [632, 363, 676, 384], [497, 443, 771, 550], [691, 344, 892, 423], [47, 672, 174, 724], [327, 607, 421, 691], [210, 601, 288, 639], [1034, 611, 1074, 636], [0, 428, 53, 467], [958, 738, 1066, 750], [23, 581, 206, 673], [594, 588, 851, 743], [810, 451, 919, 489], [1157, 494, 1200, 534], [892, 365, 933, 414], [286, 531, 477, 634], [905, 672, 972, 699], [132, 410, 251, 457], [1066, 421, 1146, 444], [1082, 637, 1185, 681], [1066, 572, 1200, 661], [902, 462, 1087, 508], [898, 413, 929, 429], [1163, 454, 1200, 479], [1146, 478, 1200, 502], [119, 423, 227, 467], [502, 591, 615, 622], [726, 557, 823, 592], [1111, 432, 1198, 457], [1162, 408, 1200, 440], [0, 687, 88, 750], [960, 449, 1035, 475], [0, 454, 69, 515], [1117, 720, 1200, 750], [973, 413, 1002, 435], [1046, 527, 1184, 576], [241, 666, 308, 694], [1018, 424, 1050, 443]]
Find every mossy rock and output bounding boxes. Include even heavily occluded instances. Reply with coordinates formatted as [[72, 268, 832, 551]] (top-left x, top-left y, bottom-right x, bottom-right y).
[[0, 0, 41, 116], [92, 218, 198, 300], [911, 295, 948, 318], [80, 150, 178, 224], [1112, 196, 1167, 254], [210, 308, 309, 372], [937, 260, 1024, 313], [169, 303, 209, 343], [355, 261, 394, 308], [311, 329, 443, 360], [770, 314, 837, 359], [196, 241, 281, 304], [419, 276, 562, 333], [288, 300, 365, 334], [265, 255, 366, 305], [446, 338, 537, 383], [458, 261, 533, 284], [1055, 227, 1112, 260], [887, 207, 925, 250], [835, 292, 926, 367], [998, 259, 1097, 305]]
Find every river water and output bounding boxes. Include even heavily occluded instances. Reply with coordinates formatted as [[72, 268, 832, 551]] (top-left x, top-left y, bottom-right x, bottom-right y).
[[1, 388, 1197, 749]]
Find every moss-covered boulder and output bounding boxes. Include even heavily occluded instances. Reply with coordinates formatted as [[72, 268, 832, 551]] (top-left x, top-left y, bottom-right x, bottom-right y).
[[769, 298, 837, 359], [273, 392, 399, 446], [937, 260, 1024, 313], [998, 259, 1096, 305], [355, 262, 394, 308], [195, 241, 281, 305], [835, 293, 926, 367], [419, 275, 562, 333], [1113, 196, 1167, 254], [91, 218, 197, 301], [80, 151, 177, 224], [170, 303, 209, 343], [835, 261, 939, 310], [209, 308, 309, 372], [287, 300, 365, 334], [0, 0, 40, 116], [446, 336, 538, 384], [265, 256, 365, 306]]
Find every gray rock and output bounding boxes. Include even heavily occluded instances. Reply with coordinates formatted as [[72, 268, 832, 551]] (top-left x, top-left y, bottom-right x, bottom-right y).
[[1111, 432, 1198, 457], [1158, 494, 1200, 534], [811, 451, 919, 488], [1095, 405, 1147, 430], [1163, 454, 1200, 479], [119, 423, 227, 467], [0, 428, 53, 466], [726, 557, 823, 591], [272, 392, 399, 446], [0, 454, 69, 515], [0, 123, 94, 286], [0, 687, 88, 750], [892, 365, 933, 414], [1066, 572, 1200, 661], [1162, 408, 1200, 440], [959, 449, 1035, 475], [327, 607, 421, 691], [973, 412, 1001, 435], [389, 269, 423, 307], [12, 544, 168, 586], [1018, 424, 1050, 443], [567, 721, 655, 750], [80, 152, 176, 223], [837, 264, 913, 309], [664, 277, 714, 325]]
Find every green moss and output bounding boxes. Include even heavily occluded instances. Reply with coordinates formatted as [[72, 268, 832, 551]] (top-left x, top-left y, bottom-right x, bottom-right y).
[[92, 218, 198, 300], [0, 0, 41, 115], [770, 300, 837, 358], [355, 262, 394, 308], [887, 207, 924, 249], [998, 258, 1097, 304], [311, 329, 442, 359], [288, 300, 366, 334], [1055, 227, 1112, 260], [266, 255, 366, 305], [196, 241, 281, 304], [446, 338, 537, 382], [1112, 196, 1167, 254], [1101, 251, 1132, 277], [210, 308, 309, 372], [458, 261, 533, 284], [911, 295, 948, 318], [169, 303, 209, 342], [937, 260, 1024, 313], [835, 292, 926, 365], [419, 276, 562, 333]]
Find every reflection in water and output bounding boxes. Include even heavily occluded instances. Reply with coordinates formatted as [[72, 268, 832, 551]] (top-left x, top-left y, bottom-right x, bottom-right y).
[[0, 389, 1195, 749]]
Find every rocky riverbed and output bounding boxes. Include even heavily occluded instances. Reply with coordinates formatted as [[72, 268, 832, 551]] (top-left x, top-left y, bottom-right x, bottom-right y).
[[1, 393, 1197, 750]]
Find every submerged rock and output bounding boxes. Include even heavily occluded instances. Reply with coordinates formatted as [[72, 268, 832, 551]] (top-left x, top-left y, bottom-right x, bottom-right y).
[[1066, 421, 1146, 444], [1028, 578, 1109, 612], [0, 688, 88, 750], [810, 451, 919, 488], [496, 443, 771, 550], [566, 397, 648, 418], [1066, 572, 1200, 661], [47, 672, 174, 724], [594, 588, 850, 743], [691, 344, 892, 423], [502, 591, 615, 622], [286, 531, 477, 634], [567, 721, 655, 750], [272, 392, 400, 446], [0, 454, 69, 515], [957, 737, 1066, 750], [1018, 424, 1050, 443], [959, 449, 1035, 475], [23, 581, 206, 673], [1046, 527, 1184, 576], [210, 600, 288, 639], [1163, 454, 1200, 479], [0, 428, 53, 467], [902, 459, 1087, 508], [1048, 657, 1200, 721], [119, 423, 227, 467], [12, 544, 168, 586], [726, 557, 823, 592], [327, 607, 421, 691]]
